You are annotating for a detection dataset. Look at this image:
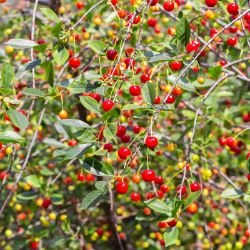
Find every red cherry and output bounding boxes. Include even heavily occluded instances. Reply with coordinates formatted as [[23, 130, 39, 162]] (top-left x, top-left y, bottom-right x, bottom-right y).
[[77, 173, 85, 181], [68, 139, 78, 147], [130, 192, 141, 201], [242, 113, 250, 122], [141, 169, 156, 182], [169, 61, 182, 71], [86, 173, 95, 182], [129, 85, 141, 96], [148, 18, 157, 27], [157, 190, 164, 198], [116, 125, 127, 137], [227, 37, 237, 46], [140, 73, 150, 83], [0, 171, 7, 180], [167, 219, 177, 227], [68, 57, 81, 68], [118, 147, 131, 159], [106, 49, 118, 61], [104, 143, 113, 152], [186, 42, 196, 53], [120, 134, 131, 143], [147, 0, 158, 6], [154, 176, 164, 185], [160, 184, 169, 193], [30, 241, 39, 250], [244, 12, 250, 21], [190, 182, 201, 192], [76, 1, 84, 9], [226, 137, 237, 148], [116, 181, 128, 194], [205, 0, 217, 7], [165, 94, 175, 104], [102, 100, 114, 111], [246, 152, 250, 160], [111, 0, 118, 5], [227, 3, 239, 15], [145, 136, 158, 149], [154, 96, 161, 104], [163, 1, 175, 12], [133, 125, 141, 134], [173, 86, 182, 96], [247, 174, 250, 181], [146, 192, 155, 199], [124, 58, 136, 69], [42, 198, 51, 209], [158, 221, 168, 228], [176, 185, 187, 195]]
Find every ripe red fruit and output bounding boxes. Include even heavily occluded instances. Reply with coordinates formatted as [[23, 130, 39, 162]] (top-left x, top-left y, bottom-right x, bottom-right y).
[[130, 192, 141, 201], [116, 125, 126, 137], [190, 182, 201, 192], [154, 96, 161, 104], [30, 241, 39, 250], [111, 0, 118, 5], [165, 94, 175, 104], [118, 147, 131, 159], [247, 174, 250, 181], [141, 169, 156, 182], [163, 1, 175, 12], [226, 137, 237, 148], [169, 61, 182, 71], [167, 219, 177, 227], [145, 136, 158, 149], [121, 135, 131, 143], [0, 171, 7, 180], [86, 173, 95, 182], [173, 86, 182, 96], [140, 73, 150, 83], [77, 173, 85, 181], [133, 125, 141, 134], [147, 0, 158, 6], [68, 57, 81, 68], [158, 221, 168, 228], [116, 181, 128, 194], [102, 100, 114, 111], [186, 42, 196, 53], [106, 49, 118, 61], [227, 37, 237, 46], [187, 203, 198, 214], [76, 1, 84, 9], [205, 0, 217, 7], [104, 143, 113, 152], [154, 176, 164, 184], [160, 184, 169, 193], [176, 185, 187, 195], [42, 198, 51, 209], [147, 18, 157, 27], [227, 3, 239, 15], [124, 58, 136, 69], [129, 85, 141, 96]]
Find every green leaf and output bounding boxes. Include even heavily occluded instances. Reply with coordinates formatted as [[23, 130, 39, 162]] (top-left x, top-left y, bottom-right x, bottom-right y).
[[183, 191, 201, 210], [51, 193, 64, 205], [43, 138, 68, 148], [22, 88, 45, 97], [167, 75, 196, 92], [144, 198, 171, 215], [0, 131, 24, 143], [1, 62, 14, 88], [103, 123, 117, 142], [221, 188, 243, 199], [64, 144, 92, 160], [122, 104, 151, 111], [7, 109, 29, 132], [53, 47, 69, 66], [142, 83, 156, 105], [52, 22, 62, 37], [5, 39, 38, 49], [95, 181, 109, 191], [80, 96, 101, 115], [83, 157, 114, 176], [46, 61, 54, 86], [40, 7, 60, 23], [102, 108, 120, 122], [208, 66, 222, 79], [163, 227, 179, 247], [176, 17, 190, 45], [25, 175, 42, 188], [148, 53, 172, 63], [17, 191, 38, 200], [80, 189, 106, 210], [58, 119, 90, 128], [88, 40, 106, 54]]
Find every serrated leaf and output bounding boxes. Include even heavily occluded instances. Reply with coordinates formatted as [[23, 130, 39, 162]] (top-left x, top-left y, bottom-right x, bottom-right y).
[[144, 198, 171, 215], [83, 157, 114, 176], [7, 109, 29, 132], [80, 189, 106, 210], [88, 40, 106, 54], [43, 138, 68, 148], [58, 119, 90, 128], [176, 17, 190, 45], [0, 131, 24, 143], [102, 108, 120, 122], [95, 181, 109, 191], [208, 66, 222, 79], [80, 96, 101, 115], [163, 227, 179, 247], [142, 83, 156, 105], [25, 175, 42, 188], [22, 88, 45, 97], [40, 7, 60, 23], [5, 39, 38, 49], [148, 53, 172, 63], [103, 123, 117, 142], [53, 47, 69, 66], [64, 144, 92, 160], [221, 188, 243, 199], [1, 62, 14, 88]]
